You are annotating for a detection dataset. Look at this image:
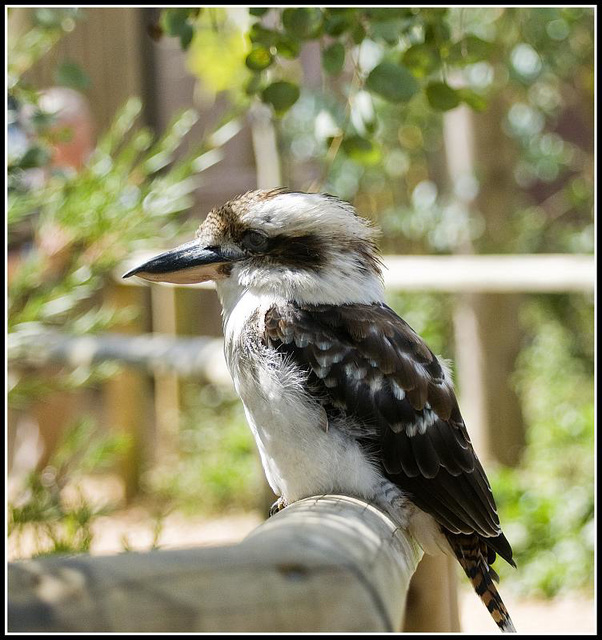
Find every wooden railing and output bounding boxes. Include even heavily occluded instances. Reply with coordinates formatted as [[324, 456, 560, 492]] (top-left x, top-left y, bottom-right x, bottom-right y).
[[8, 495, 422, 633], [119, 252, 595, 292]]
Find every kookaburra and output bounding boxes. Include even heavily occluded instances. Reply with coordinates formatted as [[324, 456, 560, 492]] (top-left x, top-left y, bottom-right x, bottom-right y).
[[124, 189, 516, 632]]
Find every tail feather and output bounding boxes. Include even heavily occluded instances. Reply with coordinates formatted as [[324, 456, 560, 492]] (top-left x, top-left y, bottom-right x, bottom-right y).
[[446, 532, 516, 633]]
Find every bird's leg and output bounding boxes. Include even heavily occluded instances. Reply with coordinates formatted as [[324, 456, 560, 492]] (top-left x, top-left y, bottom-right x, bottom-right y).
[[268, 496, 288, 518], [372, 478, 411, 529]]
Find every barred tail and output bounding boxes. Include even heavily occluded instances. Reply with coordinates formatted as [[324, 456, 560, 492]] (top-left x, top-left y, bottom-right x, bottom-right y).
[[446, 532, 516, 633]]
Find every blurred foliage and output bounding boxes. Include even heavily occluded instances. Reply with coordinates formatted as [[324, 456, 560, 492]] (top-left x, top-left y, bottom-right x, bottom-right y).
[[144, 383, 262, 515], [8, 9, 241, 553], [8, 418, 130, 557], [7, 9, 85, 186], [490, 294, 594, 596], [7, 8, 82, 93], [8, 10, 242, 405], [163, 7, 494, 116], [284, 7, 593, 257], [8, 95, 239, 406], [162, 7, 593, 257]]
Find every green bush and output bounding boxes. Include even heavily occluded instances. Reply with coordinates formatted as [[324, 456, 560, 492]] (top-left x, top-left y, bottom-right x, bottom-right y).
[[143, 382, 262, 515], [490, 295, 594, 596]]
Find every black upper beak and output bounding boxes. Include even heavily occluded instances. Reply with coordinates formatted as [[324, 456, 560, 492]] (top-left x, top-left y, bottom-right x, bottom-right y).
[[122, 240, 235, 285]]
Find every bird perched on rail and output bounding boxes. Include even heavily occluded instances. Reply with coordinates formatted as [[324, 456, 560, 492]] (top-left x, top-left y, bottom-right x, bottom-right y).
[[124, 188, 516, 633]]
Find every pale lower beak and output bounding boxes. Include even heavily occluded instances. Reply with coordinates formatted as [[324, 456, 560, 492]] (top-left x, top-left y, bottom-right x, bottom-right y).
[[122, 240, 235, 284]]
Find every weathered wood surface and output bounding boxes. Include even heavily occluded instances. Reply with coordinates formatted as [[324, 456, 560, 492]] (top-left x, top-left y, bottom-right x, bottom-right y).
[[7, 328, 229, 384], [384, 254, 594, 292], [8, 495, 423, 633], [118, 252, 595, 293]]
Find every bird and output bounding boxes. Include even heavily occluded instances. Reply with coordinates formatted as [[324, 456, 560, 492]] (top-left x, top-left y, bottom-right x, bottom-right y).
[[124, 188, 516, 633]]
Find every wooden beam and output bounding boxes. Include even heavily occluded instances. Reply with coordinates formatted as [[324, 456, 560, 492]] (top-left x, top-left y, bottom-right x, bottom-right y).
[[8, 495, 423, 633], [102, 282, 150, 499], [404, 554, 461, 632], [117, 253, 595, 293], [8, 329, 229, 384], [383, 254, 594, 292], [150, 284, 181, 460]]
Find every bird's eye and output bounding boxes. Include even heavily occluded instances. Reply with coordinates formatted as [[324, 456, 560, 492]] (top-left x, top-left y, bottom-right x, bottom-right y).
[[241, 230, 269, 252]]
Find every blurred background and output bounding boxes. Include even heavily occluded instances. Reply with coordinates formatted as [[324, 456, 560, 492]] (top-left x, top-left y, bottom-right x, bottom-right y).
[[7, 7, 594, 632]]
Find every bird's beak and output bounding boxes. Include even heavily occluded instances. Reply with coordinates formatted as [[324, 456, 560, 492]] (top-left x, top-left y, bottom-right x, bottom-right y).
[[122, 240, 236, 284]]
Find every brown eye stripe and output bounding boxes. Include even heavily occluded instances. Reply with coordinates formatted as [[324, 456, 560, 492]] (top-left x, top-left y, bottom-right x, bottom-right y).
[[264, 233, 327, 270]]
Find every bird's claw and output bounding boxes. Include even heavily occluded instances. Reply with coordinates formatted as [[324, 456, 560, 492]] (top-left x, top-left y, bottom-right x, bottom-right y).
[[268, 497, 287, 517]]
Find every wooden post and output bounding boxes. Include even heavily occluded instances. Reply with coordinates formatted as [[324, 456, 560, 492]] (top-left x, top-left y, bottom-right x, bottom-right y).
[[403, 554, 461, 632], [103, 282, 150, 500], [148, 283, 224, 463], [150, 284, 180, 462], [453, 292, 525, 464], [8, 495, 422, 633], [443, 99, 526, 467]]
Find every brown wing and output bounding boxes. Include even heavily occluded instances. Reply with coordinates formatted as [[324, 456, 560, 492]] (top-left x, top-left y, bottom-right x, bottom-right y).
[[264, 301, 514, 566]]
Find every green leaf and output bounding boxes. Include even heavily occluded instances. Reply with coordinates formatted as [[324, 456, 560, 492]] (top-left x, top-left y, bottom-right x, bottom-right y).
[[244, 73, 264, 96], [402, 43, 440, 77], [275, 36, 301, 59], [261, 81, 300, 114], [341, 135, 381, 165], [322, 42, 345, 75], [363, 8, 412, 21], [282, 8, 323, 39], [249, 8, 270, 17], [323, 13, 355, 36], [55, 61, 90, 90], [161, 8, 198, 50], [457, 88, 488, 111], [425, 82, 460, 111], [249, 24, 278, 47], [178, 22, 194, 50], [245, 46, 273, 71], [365, 62, 419, 103], [163, 8, 191, 36], [424, 19, 451, 45], [351, 23, 366, 45], [449, 35, 494, 66], [370, 19, 406, 45], [18, 146, 51, 169]]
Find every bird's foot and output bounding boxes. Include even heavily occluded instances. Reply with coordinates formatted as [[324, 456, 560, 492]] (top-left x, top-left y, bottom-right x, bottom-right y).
[[268, 496, 288, 518]]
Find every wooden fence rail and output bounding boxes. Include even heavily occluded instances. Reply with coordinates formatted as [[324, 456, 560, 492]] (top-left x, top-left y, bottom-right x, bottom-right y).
[[8, 495, 422, 633], [118, 252, 595, 292], [8, 328, 228, 384]]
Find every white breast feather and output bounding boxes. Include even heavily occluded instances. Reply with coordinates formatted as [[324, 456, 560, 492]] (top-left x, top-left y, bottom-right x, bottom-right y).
[[218, 284, 382, 503]]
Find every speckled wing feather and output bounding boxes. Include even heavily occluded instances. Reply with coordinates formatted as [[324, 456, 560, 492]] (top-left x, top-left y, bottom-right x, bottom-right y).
[[264, 301, 514, 567]]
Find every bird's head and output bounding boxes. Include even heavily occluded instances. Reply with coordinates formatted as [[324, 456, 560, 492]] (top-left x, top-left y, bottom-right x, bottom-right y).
[[123, 189, 384, 305]]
